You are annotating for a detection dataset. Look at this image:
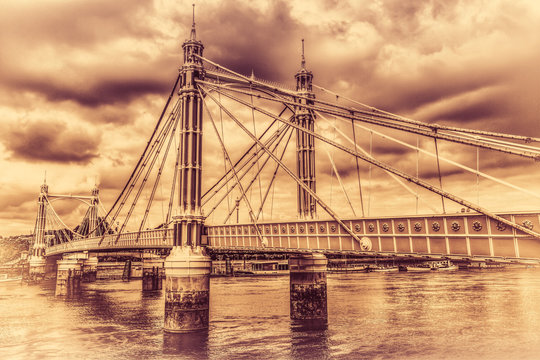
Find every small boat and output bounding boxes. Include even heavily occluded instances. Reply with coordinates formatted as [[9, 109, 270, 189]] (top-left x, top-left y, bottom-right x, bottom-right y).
[[398, 265, 432, 272], [433, 264, 458, 271], [372, 267, 399, 272]]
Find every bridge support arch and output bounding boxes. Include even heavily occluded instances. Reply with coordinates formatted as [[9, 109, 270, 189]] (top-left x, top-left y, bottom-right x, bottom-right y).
[[289, 253, 328, 321]]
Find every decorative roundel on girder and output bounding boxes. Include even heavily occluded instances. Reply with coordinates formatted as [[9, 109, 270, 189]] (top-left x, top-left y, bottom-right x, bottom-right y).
[[451, 222, 460, 231], [244, 228, 249, 234], [265, 226, 270, 234], [414, 222, 422, 232], [251, 226, 256, 233], [226, 228, 230, 235], [299, 225, 305, 233], [290, 225, 296, 233], [309, 225, 315, 233], [319, 224, 325, 232], [232, 228, 236, 235], [273, 226, 278, 233], [382, 223, 389, 232], [330, 225, 337, 233], [496, 222, 507, 231], [360, 237, 372, 251], [281, 226, 287, 233], [397, 223, 405, 232], [368, 223, 375, 232], [257, 225, 263, 232], [220, 228, 224, 235], [354, 224, 361, 232], [523, 220, 534, 230], [432, 222, 441, 232], [472, 221, 482, 232]]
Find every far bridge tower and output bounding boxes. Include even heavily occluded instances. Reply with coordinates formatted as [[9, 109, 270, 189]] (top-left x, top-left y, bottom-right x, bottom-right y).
[[295, 40, 317, 219]]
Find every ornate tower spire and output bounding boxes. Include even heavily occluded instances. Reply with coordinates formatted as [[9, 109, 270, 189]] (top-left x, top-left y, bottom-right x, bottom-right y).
[[182, 4, 204, 66], [294, 39, 317, 219], [190, 3, 197, 40]]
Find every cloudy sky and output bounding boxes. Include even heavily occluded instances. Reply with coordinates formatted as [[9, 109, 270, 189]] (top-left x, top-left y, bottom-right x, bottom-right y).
[[1, 0, 539, 236]]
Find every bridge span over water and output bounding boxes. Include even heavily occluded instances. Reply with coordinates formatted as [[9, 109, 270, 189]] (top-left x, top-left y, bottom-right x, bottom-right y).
[[26, 7, 540, 332]]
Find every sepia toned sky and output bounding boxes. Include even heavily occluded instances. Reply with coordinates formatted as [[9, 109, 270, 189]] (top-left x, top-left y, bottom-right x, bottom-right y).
[[1, 0, 539, 236]]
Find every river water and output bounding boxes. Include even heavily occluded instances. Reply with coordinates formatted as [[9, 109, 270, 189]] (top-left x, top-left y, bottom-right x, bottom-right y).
[[1, 268, 540, 359]]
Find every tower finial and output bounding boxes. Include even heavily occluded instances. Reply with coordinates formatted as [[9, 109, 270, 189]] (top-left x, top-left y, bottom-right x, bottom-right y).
[[44, 170, 47, 184], [190, 4, 197, 40], [301, 39, 306, 69]]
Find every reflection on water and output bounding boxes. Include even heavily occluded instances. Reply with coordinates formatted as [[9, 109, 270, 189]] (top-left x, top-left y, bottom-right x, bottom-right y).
[[1, 269, 540, 359]]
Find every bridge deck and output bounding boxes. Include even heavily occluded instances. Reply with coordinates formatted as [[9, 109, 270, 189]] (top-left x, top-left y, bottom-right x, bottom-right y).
[[45, 211, 540, 264]]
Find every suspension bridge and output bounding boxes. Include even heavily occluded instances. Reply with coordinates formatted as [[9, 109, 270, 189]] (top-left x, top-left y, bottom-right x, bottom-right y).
[[26, 8, 540, 332]]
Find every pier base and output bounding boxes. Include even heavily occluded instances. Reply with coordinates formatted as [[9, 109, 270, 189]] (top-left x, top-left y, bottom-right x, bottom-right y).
[[164, 246, 211, 333], [142, 256, 164, 291], [28, 256, 46, 282], [82, 256, 98, 282], [289, 253, 328, 321], [55, 259, 82, 296]]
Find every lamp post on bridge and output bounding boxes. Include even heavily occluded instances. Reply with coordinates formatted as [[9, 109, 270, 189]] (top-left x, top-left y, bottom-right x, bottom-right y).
[[163, 7, 212, 333]]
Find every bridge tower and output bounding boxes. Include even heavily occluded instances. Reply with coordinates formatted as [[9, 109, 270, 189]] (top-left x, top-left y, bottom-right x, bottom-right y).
[[295, 40, 317, 219], [29, 181, 49, 280], [88, 185, 100, 237], [164, 6, 212, 333], [289, 41, 327, 324]]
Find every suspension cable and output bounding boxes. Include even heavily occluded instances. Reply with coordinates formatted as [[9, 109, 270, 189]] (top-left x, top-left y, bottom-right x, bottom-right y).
[[256, 127, 294, 220], [198, 80, 540, 160], [198, 86, 265, 244], [207, 83, 540, 238], [200, 84, 364, 244]]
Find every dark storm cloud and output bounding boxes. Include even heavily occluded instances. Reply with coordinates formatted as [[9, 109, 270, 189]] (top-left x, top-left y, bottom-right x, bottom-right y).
[[0, 0, 178, 109], [198, 1, 302, 82], [3, 120, 101, 164]]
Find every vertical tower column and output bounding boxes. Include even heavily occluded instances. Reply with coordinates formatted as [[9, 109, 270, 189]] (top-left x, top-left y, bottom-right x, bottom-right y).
[[88, 186, 100, 237], [295, 40, 317, 219], [164, 10, 212, 333], [29, 182, 48, 281], [289, 253, 328, 321]]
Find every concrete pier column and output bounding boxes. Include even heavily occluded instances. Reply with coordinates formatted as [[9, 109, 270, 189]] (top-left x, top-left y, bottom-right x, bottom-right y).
[[289, 253, 328, 320], [29, 256, 47, 282], [82, 256, 98, 282], [55, 259, 82, 296], [164, 246, 212, 333], [142, 256, 164, 291]]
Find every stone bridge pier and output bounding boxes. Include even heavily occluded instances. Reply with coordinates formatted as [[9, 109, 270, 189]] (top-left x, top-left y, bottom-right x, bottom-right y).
[[142, 254, 164, 291], [164, 246, 212, 332], [55, 254, 84, 296], [289, 253, 328, 321], [82, 256, 98, 282]]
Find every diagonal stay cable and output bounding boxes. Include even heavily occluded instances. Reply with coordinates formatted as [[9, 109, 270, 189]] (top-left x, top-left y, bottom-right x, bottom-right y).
[[203, 121, 290, 208], [200, 85, 365, 245], [136, 100, 182, 241], [198, 80, 540, 160], [96, 73, 182, 240], [222, 124, 292, 223], [255, 126, 294, 220], [209, 83, 540, 239], [115, 108, 178, 242], [99, 96, 182, 242], [329, 113, 540, 200], [203, 107, 288, 200], [198, 85, 265, 243]]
